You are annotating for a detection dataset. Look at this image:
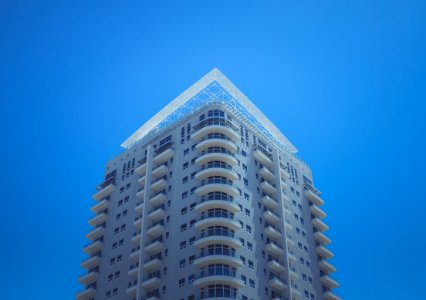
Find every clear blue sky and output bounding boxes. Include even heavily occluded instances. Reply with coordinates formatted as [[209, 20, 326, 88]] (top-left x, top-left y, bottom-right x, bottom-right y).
[[1, 1, 425, 299]]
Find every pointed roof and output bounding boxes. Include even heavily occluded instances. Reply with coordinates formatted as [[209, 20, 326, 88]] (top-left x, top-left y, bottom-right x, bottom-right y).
[[121, 68, 297, 153]]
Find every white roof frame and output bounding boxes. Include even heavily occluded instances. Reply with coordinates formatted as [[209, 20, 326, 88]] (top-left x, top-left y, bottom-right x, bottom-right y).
[[121, 68, 297, 153]]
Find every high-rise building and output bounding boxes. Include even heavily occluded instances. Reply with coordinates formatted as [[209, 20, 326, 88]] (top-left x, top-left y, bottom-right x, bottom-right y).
[[77, 69, 340, 300]]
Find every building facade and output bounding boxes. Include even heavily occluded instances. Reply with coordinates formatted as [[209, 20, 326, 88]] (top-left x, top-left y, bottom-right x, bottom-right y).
[[77, 69, 340, 300]]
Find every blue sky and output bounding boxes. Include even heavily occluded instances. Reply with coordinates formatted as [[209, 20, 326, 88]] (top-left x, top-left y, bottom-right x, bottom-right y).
[[1, 0, 425, 299]]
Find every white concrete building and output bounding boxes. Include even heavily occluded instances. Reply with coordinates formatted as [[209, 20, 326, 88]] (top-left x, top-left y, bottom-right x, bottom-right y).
[[77, 69, 340, 300]]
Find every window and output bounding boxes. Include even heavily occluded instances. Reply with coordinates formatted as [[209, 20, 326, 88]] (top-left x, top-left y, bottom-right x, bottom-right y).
[[181, 224, 187, 232], [190, 202, 196, 210], [248, 260, 254, 269], [247, 242, 253, 251], [178, 278, 185, 287], [180, 241, 186, 249], [182, 176, 188, 184], [181, 191, 188, 199], [183, 162, 188, 169], [249, 279, 255, 288], [189, 255, 195, 264], [181, 207, 187, 215], [188, 274, 195, 284], [179, 259, 185, 268], [184, 148, 189, 155], [246, 225, 252, 233]]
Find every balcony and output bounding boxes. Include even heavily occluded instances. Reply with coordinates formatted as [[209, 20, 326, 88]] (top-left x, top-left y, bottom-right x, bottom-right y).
[[136, 189, 145, 199], [288, 252, 297, 262], [289, 268, 299, 279], [267, 259, 286, 273], [153, 148, 174, 164], [150, 178, 167, 191], [286, 236, 296, 247], [80, 255, 101, 269], [135, 162, 147, 175], [76, 288, 96, 300], [93, 183, 115, 201], [284, 221, 293, 231], [260, 181, 277, 194], [281, 181, 288, 191], [78, 271, 98, 285], [317, 245, 334, 258], [132, 232, 142, 245], [151, 164, 168, 178], [126, 284, 137, 296], [310, 204, 326, 218], [196, 138, 237, 153], [150, 192, 166, 206], [142, 275, 161, 289], [195, 199, 239, 213], [191, 125, 240, 142], [195, 216, 240, 231], [321, 275, 339, 288], [264, 226, 282, 240], [83, 240, 102, 254], [128, 265, 139, 277], [145, 241, 164, 253], [282, 194, 290, 203], [194, 255, 244, 268], [263, 209, 280, 224], [88, 212, 107, 227], [146, 224, 165, 236], [291, 289, 302, 298], [133, 217, 142, 229], [266, 242, 284, 256], [196, 167, 238, 181], [269, 277, 288, 291], [195, 235, 241, 249], [195, 183, 239, 197], [253, 149, 273, 167], [314, 231, 331, 245], [324, 291, 341, 300], [137, 175, 146, 186], [193, 275, 244, 288], [143, 258, 162, 270], [261, 195, 279, 209], [148, 207, 165, 221], [259, 166, 275, 181], [280, 168, 290, 180], [130, 248, 141, 261], [319, 260, 337, 273], [135, 201, 144, 214], [312, 218, 329, 231], [305, 189, 324, 206], [90, 199, 108, 213], [195, 152, 238, 166], [86, 226, 105, 240]]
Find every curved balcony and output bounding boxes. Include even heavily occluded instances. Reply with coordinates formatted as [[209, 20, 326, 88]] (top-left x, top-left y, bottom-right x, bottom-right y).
[[153, 148, 174, 164], [135, 201, 144, 214], [316, 245, 334, 258], [260, 181, 277, 195], [80, 255, 101, 269], [314, 231, 331, 245], [195, 199, 239, 213], [150, 178, 167, 191], [324, 291, 341, 300], [286, 236, 296, 247], [305, 189, 324, 206], [266, 242, 284, 256], [76, 288, 96, 300], [267, 259, 286, 273], [137, 175, 146, 186], [151, 164, 168, 178], [78, 270, 98, 285], [194, 255, 243, 268], [196, 183, 239, 198], [148, 206, 165, 221], [135, 162, 147, 175], [195, 235, 241, 249], [288, 252, 297, 262], [136, 189, 145, 199], [282, 194, 290, 203], [321, 275, 339, 288], [130, 248, 141, 261], [261, 195, 279, 209], [145, 240, 164, 253], [146, 224, 165, 237], [196, 167, 238, 181], [312, 218, 329, 231], [264, 226, 281, 240], [196, 138, 237, 153], [269, 277, 288, 291], [133, 217, 142, 229], [149, 191, 166, 206], [191, 125, 240, 143], [319, 260, 337, 273], [196, 152, 238, 166], [93, 183, 115, 201], [280, 168, 290, 180], [253, 149, 273, 167], [310, 204, 327, 218], [83, 240, 102, 254], [86, 226, 105, 240], [281, 181, 288, 191], [263, 209, 280, 224], [260, 166, 275, 181], [90, 199, 108, 213], [88, 212, 107, 227], [195, 216, 240, 231], [193, 275, 244, 289], [132, 232, 141, 245]]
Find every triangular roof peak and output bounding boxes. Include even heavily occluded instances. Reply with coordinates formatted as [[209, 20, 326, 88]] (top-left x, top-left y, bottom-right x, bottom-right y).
[[121, 68, 297, 153]]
